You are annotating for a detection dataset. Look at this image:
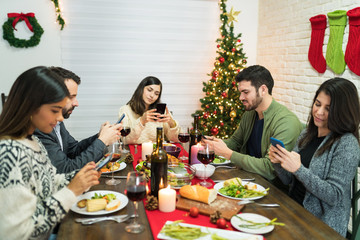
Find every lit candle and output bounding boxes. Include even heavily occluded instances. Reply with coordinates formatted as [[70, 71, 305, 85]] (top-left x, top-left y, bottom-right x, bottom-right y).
[[158, 185, 176, 212], [142, 142, 153, 160], [191, 143, 204, 165]]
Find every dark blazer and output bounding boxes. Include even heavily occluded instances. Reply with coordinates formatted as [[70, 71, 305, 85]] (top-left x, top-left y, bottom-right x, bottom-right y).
[[34, 122, 106, 173]]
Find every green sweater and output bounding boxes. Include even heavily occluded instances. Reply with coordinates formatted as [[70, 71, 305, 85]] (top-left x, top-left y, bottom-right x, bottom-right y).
[[224, 99, 303, 180]]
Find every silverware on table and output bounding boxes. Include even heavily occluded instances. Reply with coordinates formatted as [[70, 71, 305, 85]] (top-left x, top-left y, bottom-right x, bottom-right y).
[[75, 214, 136, 225], [213, 178, 255, 182], [215, 166, 237, 169], [237, 200, 280, 207], [101, 175, 128, 179], [134, 144, 138, 154]]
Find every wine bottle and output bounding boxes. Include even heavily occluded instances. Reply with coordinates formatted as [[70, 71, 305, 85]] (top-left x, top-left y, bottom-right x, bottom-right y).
[[150, 127, 168, 197], [188, 114, 202, 164]]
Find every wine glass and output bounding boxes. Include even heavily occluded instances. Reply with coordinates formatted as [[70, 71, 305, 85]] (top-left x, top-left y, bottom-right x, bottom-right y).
[[125, 171, 147, 233], [121, 125, 131, 154], [178, 125, 190, 162], [105, 141, 122, 185], [197, 141, 215, 187]]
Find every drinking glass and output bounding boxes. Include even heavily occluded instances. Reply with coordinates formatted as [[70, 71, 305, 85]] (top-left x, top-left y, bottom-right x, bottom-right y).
[[105, 141, 121, 185], [121, 126, 131, 154], [125, 171, 147, 233], [178, 125, 190, 162], [197, 141, 215, 187]]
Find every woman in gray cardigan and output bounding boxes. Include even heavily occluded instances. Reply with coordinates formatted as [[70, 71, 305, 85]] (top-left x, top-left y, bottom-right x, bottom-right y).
[[269, 78, 360, 237]]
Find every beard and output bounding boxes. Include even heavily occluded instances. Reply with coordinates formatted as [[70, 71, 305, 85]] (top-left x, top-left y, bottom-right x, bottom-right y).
[[62, 106, 75, 119], [243, 92, 263, 111]]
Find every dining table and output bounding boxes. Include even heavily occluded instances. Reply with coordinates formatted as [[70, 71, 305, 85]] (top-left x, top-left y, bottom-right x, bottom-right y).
[[57, 143, 346, 240]]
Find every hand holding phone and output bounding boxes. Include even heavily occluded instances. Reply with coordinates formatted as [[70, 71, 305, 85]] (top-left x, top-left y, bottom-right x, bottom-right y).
[[95, 153, 113, 171], [155, 103, 167, 114], [270, 137, 285, 148]]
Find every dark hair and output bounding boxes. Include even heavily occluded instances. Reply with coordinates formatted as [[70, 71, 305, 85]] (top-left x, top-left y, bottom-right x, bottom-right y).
[[49, 66, 81, 85], [299, 77, 360, 155], [235, 65, 274, 95], [127, 76, 162, 115], [0, 66, 70, 139]]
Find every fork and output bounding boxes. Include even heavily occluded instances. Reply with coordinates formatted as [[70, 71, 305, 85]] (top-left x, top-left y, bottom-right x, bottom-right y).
[[237, 200, 280, 207], [76, 214, 134, 225], [215, 165, 237, 169]]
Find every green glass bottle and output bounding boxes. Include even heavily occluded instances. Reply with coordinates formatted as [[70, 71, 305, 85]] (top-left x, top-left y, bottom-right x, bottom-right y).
[[189, 114, 202, 164], [150, 127, 168, 197]]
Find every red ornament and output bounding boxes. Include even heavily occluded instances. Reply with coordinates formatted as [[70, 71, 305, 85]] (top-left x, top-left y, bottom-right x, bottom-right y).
[[237, 39, 241, 42], [219, 57, 225, 63], [212, 70, 219, 77], [237, 69, 241, 72], [211, 127, 219, 135], [242, 59, 247, 64], [217, 44, 220, 48], [221, 92, 227, 98], [232, 81, 236, 87], [203, 112, 209, 119], [232, 48, 236, 52], [206, 105, 210, 109], [213, 110, 217, 114], [220, 122, 224, 126]]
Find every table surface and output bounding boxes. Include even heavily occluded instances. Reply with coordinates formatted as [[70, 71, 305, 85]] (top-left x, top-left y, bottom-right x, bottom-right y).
[[57, 146, 345, 240]]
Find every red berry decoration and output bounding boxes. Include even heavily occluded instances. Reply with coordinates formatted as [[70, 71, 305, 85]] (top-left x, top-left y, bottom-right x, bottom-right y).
[[189, 207, 199, 217], [219, 57, 225, 63], [211, 127, 219, 136], [232, 48, 236, 52], [216, 218, 227, 229]]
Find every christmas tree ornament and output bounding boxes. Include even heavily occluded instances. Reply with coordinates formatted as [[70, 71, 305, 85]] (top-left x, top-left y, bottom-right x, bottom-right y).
[[217, 44, 220, 48], [213, 110, 217, 114], [308, 14, 327, 73], [237, 39, 241, 43], [232, 48, 236, 52], [219, 57, 225, 63], [345, 7, 360, 76], [228, 63, 235, 70], [215, 61, 220, 66], [211, 127, 219, 136], [232, 81, 236, 87], [226, 7, 240, 25], [220, 122, 224, 126], [3, 12, 44, 48], [221, 92, 228, 98], [326, 10, 347, 74], [230, 110, 236, 118]]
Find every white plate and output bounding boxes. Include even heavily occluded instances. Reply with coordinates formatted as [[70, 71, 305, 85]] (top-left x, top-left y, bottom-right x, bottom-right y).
[[101, 162, 126, 174], [231, 213, 274, 234], [213, 181, 267, 200], [71, 190, 128, 215], [211, 156, 231, 165], [158, 221, 262, 240]]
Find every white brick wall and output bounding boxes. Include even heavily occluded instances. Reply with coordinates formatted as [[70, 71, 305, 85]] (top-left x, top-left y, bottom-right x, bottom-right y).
[[257, 0, 360, 232]]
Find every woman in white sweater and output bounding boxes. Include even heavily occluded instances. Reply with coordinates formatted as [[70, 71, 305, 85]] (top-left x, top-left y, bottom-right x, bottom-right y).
[[118, 76, 180, 144], [0, 67, 100, 240]]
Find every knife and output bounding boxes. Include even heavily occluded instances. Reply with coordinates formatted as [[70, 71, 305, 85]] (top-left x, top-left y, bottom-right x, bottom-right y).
[[101, 175, 128, 179], [213, 178, 255, 182]]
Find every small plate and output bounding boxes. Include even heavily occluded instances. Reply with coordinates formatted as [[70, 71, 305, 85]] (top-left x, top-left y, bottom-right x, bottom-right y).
[[101, 162, 126, 174], [231, 213, 274, 234], [158, 221, 262, 240], [213, 181, 267, 200], [211, 155, 231, 165], [71, 190, 128, 215]]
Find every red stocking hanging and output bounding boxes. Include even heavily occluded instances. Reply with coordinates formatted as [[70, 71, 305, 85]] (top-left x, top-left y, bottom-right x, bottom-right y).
[[308, 14, 327, 73], [345, 7, 360, 76]]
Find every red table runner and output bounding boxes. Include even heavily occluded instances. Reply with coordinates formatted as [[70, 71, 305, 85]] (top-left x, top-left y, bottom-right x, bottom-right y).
[[128, 144, 264, 240]]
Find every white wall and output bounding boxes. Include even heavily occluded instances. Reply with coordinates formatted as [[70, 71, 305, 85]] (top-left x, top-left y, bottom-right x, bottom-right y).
[[257, 0, 360, 123], [0, 0, 62, 105]]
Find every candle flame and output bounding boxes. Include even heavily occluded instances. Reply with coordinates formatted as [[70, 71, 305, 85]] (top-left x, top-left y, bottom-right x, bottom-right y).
[[146, 184, 150, 194], [159, 177, 164, 189]]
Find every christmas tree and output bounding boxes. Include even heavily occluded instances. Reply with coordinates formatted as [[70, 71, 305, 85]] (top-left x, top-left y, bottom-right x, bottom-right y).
[[194, 0, 247, 139]]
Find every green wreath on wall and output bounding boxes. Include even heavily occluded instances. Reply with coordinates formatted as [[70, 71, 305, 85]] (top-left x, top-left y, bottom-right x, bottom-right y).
[[3, 13, 44, 48]]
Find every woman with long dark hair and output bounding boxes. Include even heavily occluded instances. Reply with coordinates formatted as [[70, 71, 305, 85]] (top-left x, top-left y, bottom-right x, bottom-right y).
[[0, 66, 100, 239], [269, 77, 360, 236], [118, 76, 180, 144]]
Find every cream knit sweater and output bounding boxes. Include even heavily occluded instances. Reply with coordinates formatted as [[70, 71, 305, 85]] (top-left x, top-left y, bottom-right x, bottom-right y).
[[118, 105, 180, 144]]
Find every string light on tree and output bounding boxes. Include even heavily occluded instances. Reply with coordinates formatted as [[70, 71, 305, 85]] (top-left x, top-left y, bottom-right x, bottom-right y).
[[194, 0, 246, 139]]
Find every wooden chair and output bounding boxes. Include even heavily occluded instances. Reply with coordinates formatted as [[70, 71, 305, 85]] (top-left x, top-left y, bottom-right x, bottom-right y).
[[1, 93, 7, 107], [349, 166, 360, 240]]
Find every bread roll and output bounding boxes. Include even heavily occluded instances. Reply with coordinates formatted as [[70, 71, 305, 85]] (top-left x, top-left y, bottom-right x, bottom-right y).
[[179, 185, 217, 204], [223, 177, 242, 187], [105, 199, 121, 211], [86, 199, 107, 212]]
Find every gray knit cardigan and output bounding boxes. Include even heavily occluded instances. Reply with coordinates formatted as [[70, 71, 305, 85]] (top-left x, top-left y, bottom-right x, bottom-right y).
[[273, 130, 360, 236]]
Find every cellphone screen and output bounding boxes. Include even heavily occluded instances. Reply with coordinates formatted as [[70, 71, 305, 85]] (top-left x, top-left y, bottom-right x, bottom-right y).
[[95, 154, 112, 170], [156, 103, 166, 114], [270, 137, 285, 148]]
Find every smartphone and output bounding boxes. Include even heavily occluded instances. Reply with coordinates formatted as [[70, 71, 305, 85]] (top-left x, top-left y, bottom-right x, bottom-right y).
[[270, 137, 285, 148], [95, 154, 113, 171], [156, 103, 167, 114], [116, 113, 125, 124]]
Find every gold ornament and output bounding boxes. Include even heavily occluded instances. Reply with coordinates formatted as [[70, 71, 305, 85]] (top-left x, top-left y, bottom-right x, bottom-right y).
[[226, 7, 241, 24], [230, 110, 236, 118], [215, 60, 220, 66], [228, 63, 235, 70]]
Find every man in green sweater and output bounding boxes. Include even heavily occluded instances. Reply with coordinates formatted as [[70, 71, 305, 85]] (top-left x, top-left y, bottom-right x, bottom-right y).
[[205, 65, 303, 184]]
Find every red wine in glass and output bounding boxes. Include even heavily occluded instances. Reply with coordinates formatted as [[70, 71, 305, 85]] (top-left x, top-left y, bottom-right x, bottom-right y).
[[110, 153, 121, 162], [197, 150, 215, 164], [121, 127, 131, 137], [178, 133, 190, 143], [126, 185, 147, 201]]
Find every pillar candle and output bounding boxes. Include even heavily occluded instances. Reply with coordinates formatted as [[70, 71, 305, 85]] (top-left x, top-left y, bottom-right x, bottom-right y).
[[158, 186, 176, 212], [191, 143, 204, 165], [141, 142, 153, 160]]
